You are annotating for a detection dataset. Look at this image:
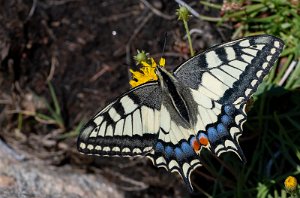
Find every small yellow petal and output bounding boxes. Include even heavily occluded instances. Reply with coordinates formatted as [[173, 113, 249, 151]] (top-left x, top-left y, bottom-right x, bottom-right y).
[[159, 58, 166, 66], [141, 61, 151, 67], [150, 58, 157, 68], [130, 69, 143, 79], [129, 80, 140, 88]]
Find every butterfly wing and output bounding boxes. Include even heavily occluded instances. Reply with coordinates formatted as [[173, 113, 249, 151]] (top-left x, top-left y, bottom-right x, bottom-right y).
[[77, 82, 162, 156], [173, 35, 284, 158], [147, 98, 202, 192]]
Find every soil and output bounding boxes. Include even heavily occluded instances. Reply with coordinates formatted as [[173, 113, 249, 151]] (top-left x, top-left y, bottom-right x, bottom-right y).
[[0, 0, 228, 197]]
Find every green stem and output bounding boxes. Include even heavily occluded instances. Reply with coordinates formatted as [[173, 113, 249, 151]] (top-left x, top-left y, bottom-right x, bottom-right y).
[[199, 1, 222, 9], [183, 19, 194, 56], [224, 3, 266, 18], [197, 15, 222, 22]]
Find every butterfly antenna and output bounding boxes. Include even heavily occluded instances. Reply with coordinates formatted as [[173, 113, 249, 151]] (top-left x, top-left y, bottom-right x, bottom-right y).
[[159, 32, 168, 65]]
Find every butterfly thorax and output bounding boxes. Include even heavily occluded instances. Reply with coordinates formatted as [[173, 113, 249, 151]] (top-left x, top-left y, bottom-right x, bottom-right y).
[[156, 66, 199, 129]]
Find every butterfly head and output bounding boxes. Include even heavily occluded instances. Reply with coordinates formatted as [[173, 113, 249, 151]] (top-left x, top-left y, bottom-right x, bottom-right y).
[[155, 66, 174, 83]]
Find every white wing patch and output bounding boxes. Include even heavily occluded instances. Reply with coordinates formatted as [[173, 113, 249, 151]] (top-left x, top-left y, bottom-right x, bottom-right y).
[[197, 86, 219, 100], [160, 104, 171, 132], [120, 95, 138, 114], [191, 89, 212, 108], [225, 47, 236, 60], [201, 73, 229, 97], [123, 115, 132, 136], [241, 54, 254, 63], [211, 68, 236, 88], [205, 51, 222, 68], [132, 110, 142, 136], [228, 60, 248, 70], [108, 107, 121, 122], [114, 119, 124, 136]]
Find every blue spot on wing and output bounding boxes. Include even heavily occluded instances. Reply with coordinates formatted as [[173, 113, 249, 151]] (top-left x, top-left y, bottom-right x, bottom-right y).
[[165, 146, 174, 158], [221, 115, 232, 125], [181, 142, 195, 157], [224, 105, 235, 115], [197, 132, 208, 140], [189, 137, 196, 145], [174, 147, 185, 161], [155, 142, 164, 153], [217, 123, 227, 137], [207, 127, 218, 142]]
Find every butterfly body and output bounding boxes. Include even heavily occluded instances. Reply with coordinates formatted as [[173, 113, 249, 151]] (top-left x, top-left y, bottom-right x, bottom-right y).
[[77, 35, 284, 191]]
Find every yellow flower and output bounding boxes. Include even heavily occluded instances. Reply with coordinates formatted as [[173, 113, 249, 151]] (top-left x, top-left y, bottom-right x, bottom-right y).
[[129, 55, 165, 88], [284, 176, 298, 193]]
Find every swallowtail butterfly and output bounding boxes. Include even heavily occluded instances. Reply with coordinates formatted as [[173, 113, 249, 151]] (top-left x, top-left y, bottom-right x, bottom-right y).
[[77, 35, 284, 191]]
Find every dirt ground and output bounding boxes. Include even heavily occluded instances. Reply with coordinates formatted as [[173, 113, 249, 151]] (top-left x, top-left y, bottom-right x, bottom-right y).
[[0, 0, 229, 197]]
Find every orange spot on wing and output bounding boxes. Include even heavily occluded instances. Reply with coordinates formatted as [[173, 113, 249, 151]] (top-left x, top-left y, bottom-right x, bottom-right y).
[[192, 140, 201, 151], [199, 136, 209, 146]]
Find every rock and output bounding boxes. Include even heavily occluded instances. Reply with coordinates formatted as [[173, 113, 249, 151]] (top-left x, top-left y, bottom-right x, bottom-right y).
[[0, 140, 124, 198]]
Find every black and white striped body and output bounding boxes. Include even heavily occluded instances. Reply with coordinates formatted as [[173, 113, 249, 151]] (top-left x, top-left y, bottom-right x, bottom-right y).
[[77, 35, 284, 191]]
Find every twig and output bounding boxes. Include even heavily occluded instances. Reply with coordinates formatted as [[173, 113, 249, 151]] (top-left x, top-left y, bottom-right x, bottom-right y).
[[45, 0, 83, 6], [89, 64, 111, 82], [279, 60, 297, 86], [41, 20, 56, 40], [47, 55, 57, 82], [6, 110, 33, 116], [194, 169, 216, 181], [140, 0, 175, 20], [104, 168, 149, 191], [215, 27, 226, 41], [0, 99, 12, 105], [26, 0, 38, 21], [99, 10, 140, 23], [184, 28, 203, 38], [192, 182, 212, 197]]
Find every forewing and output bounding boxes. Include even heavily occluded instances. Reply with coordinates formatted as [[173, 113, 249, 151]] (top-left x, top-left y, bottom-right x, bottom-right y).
[[174, 35, 284, 158], [77, 82, 162, 156]]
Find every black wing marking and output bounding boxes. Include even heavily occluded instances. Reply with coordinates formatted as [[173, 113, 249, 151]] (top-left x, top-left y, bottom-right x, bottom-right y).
[[77, 82, 162, 156]]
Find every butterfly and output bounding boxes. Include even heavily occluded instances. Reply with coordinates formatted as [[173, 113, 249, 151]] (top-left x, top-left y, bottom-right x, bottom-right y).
[[77, 35, 284, 191]]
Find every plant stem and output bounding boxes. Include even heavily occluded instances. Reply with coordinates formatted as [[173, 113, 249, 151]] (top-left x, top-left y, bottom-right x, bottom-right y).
[[183, 19, 194, 56]]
